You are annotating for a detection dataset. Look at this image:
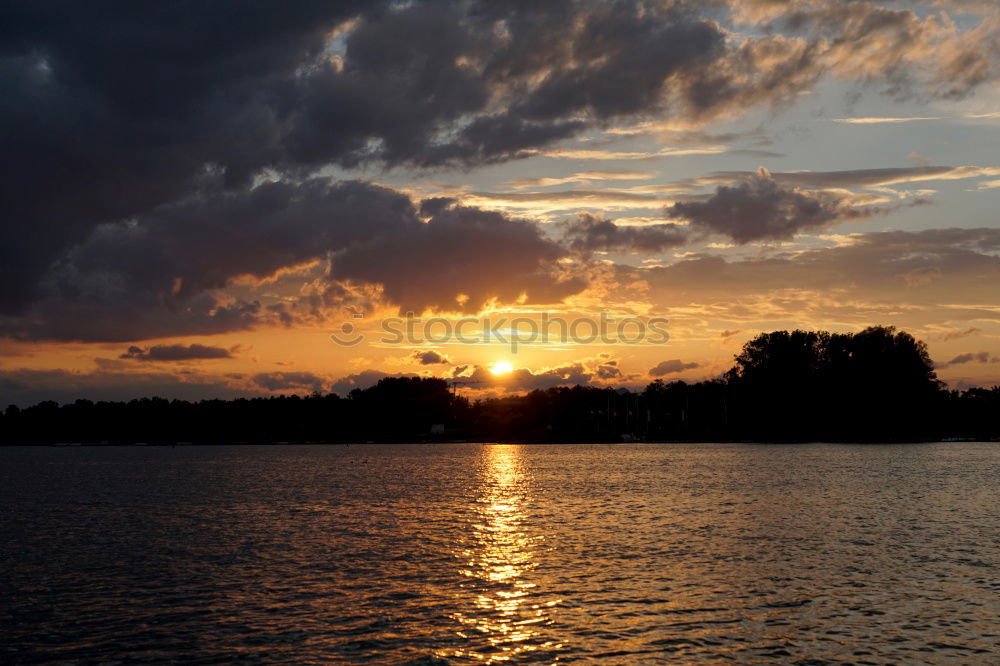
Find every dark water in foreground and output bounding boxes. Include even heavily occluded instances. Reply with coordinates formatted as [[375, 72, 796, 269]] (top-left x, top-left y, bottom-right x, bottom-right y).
[[1, 443, 998, 664]]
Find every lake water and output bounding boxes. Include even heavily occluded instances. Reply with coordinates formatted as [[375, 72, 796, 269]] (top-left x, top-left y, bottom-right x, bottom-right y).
[[1, 443, 998, 664]]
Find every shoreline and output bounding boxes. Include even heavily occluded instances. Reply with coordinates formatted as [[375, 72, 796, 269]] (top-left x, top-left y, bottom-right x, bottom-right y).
[[4, 437, 995, 447]]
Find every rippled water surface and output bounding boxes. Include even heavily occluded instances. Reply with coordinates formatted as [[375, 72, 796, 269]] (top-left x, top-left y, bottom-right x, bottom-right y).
[[2, 443, 998, 664]]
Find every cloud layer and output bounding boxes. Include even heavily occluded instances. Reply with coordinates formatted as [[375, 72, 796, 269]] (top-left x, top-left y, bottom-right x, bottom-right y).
[[4, 0, 998, 325]]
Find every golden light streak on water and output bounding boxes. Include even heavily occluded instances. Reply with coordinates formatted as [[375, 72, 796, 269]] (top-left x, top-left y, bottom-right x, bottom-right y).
[[446, 445, 561, 663]]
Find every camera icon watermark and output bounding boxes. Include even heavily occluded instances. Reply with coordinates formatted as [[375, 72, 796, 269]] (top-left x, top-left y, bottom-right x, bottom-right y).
[[330, 312, 670, 352]]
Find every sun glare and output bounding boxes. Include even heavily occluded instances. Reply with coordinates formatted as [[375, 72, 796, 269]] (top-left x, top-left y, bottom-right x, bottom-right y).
[[490, 360, 513, 375]]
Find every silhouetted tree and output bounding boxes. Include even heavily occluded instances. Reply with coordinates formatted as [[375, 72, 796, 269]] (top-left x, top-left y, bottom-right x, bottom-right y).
[[722, 326, 944, 440]]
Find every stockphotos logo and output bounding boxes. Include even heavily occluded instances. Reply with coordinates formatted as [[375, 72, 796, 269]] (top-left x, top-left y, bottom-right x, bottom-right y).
[[329, 312, 670, 352]]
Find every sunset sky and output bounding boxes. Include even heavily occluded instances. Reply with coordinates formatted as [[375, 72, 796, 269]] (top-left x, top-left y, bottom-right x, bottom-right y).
[[2, 0, 1000, 405]]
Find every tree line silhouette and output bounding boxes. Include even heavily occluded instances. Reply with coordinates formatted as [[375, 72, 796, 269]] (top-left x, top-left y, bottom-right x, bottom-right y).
[[2, 327, 998, 443]]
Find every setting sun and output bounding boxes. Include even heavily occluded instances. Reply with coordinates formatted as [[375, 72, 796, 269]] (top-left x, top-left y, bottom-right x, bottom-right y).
[[490, 360, 513, 375]]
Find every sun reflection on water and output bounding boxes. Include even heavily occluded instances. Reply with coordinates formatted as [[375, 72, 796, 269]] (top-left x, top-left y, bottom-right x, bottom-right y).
[[447, 445, 561, 662]]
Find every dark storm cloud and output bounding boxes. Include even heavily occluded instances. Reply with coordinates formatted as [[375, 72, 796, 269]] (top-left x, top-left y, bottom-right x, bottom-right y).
[[1, 179, 587, 341], [562, 213, 689, 253], [283, 0, 805, 169], [649, 359, 701, 376], [0, 179, 420, 341], [0, 0, 374, 314], [121, 343, 234, 362], [3, 0, 998, 328], [0, 0, 729, 313], [411, 350, 451, 365], [668, 168, 900, 243], [507, 4, 724, 121], [72, 179, 417, 304], [329, 200, 586, 314]]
